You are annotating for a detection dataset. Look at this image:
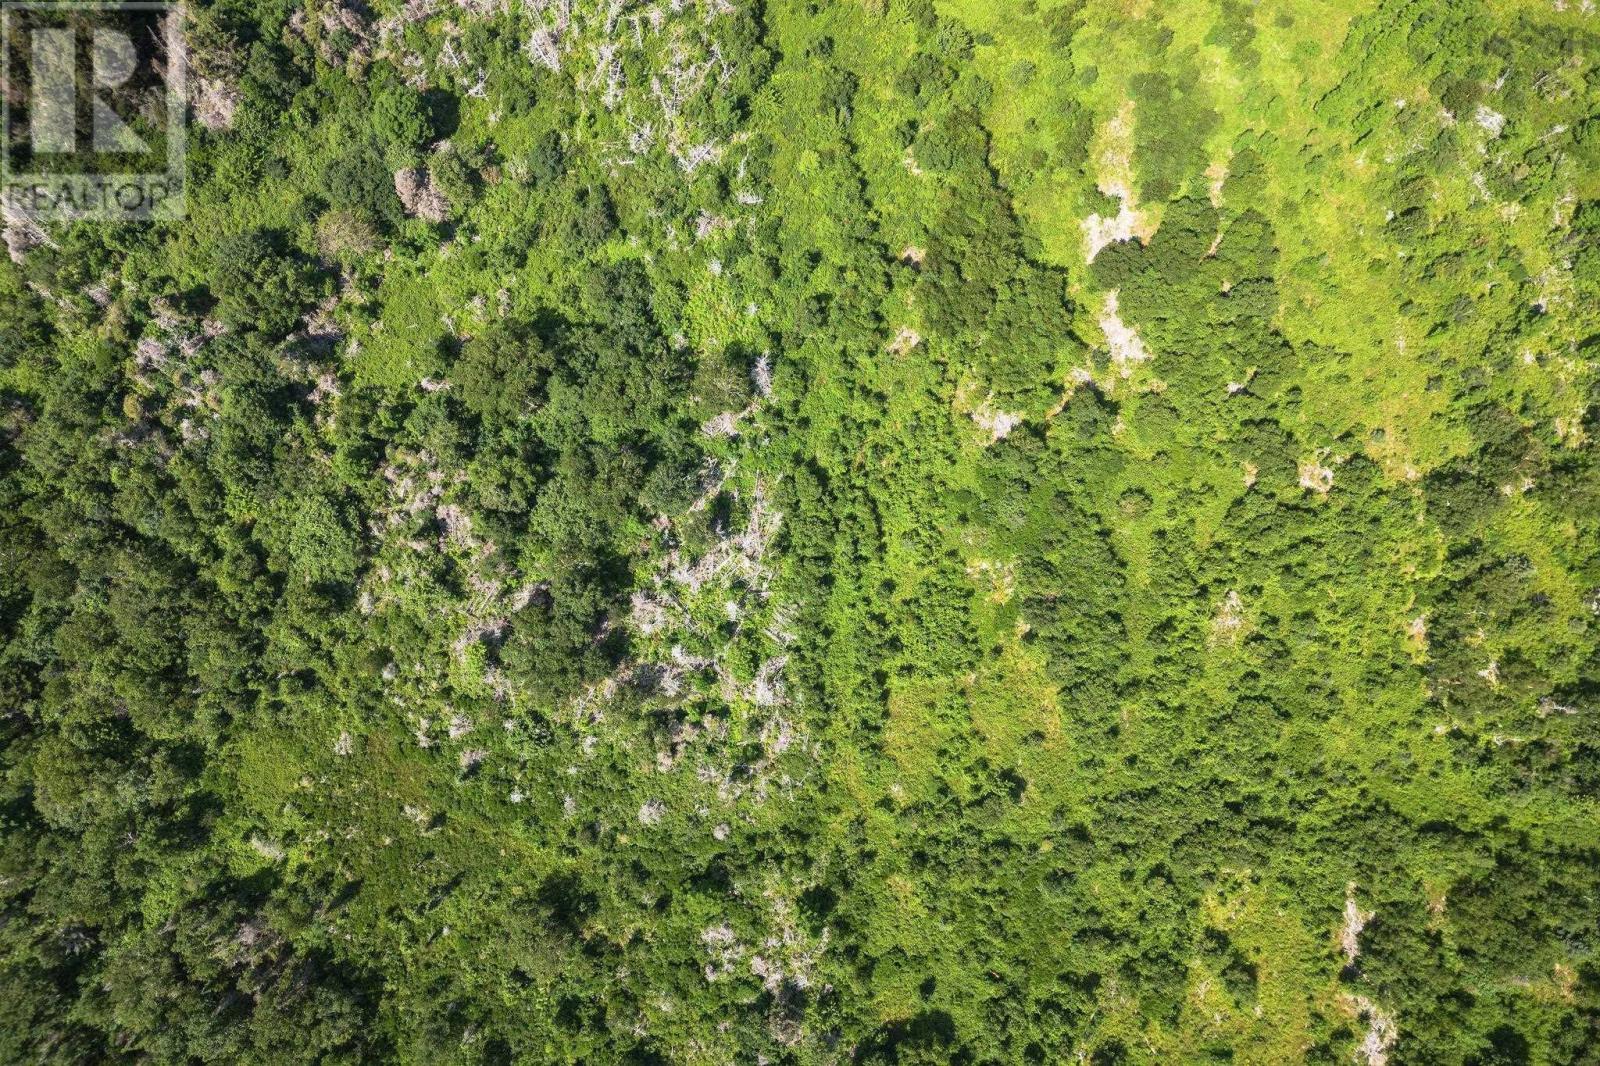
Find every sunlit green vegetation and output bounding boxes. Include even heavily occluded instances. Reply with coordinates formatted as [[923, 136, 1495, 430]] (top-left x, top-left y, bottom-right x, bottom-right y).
[[2, 0, 1597, 1062]]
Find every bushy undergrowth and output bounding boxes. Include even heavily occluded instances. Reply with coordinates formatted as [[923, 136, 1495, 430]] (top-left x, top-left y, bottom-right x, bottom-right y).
[[1, 0, 1597, 1062]]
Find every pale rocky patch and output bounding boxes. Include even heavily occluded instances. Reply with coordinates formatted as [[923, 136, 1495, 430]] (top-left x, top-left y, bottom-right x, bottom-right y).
[[1209, 590, 1250, 647], [970, 397, 1024, 443], [1341, 994, 1398, 1066], [1536, 697, 1578, 719], [249, 836, 286, 862], [751, 352, 773, 397], [887, 326, 922, 355], [701, 411, 742, 438], [638, 798, 667, 825], [1099, 291, 1151, 377], [1206, 159, 1229, 207], [1083, 195, 1145, 263], [1340, 883, 1372, 965], [1081, 101, 1157, 262], [2, 203, 54, 264], [193, 77, 242, 131], [1298, 459, 1335, 494]]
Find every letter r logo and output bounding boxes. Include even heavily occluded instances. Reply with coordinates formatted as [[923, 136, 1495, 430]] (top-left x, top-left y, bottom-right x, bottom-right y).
[[28, 25, 147, 154]]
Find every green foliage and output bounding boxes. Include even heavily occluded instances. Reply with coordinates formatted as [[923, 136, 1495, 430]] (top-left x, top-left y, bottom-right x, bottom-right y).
[[209, 229, 326, 335], [453, 320, 553, 423], [1129, 63, 1221, 202], [1, 0, 1596, 1063], [370, 78, 434, 166]]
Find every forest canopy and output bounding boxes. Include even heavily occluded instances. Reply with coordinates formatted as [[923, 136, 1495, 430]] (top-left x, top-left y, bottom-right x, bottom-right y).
[[1, 0, 1598, 1063]]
